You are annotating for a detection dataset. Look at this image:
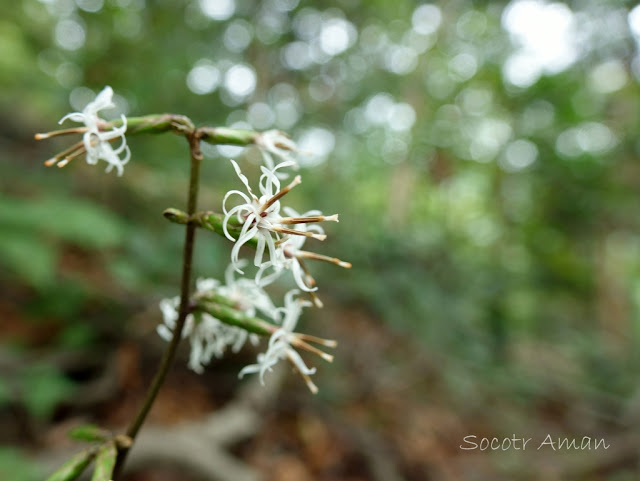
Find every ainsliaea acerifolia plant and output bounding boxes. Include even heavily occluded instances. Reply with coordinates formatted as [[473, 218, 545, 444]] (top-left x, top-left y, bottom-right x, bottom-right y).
[[36, 86, 351, 481]]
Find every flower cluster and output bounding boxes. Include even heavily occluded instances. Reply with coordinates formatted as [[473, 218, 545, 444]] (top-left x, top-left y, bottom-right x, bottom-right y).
[[217, 135, 349, 390], [239, 289, 336, 394], [254, 130, 299, 173], [158, 132, 349, 392], [36, 86, 130, 176], [157, 265, 268, 374], [222, 151, 350, 300]]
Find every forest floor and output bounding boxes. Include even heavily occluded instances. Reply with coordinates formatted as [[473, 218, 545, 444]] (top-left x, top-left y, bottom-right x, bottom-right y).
[[2, 297, 638, 481]]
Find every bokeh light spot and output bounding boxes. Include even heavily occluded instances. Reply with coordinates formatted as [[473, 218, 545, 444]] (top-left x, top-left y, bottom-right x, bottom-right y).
[[247, 102, 275, 130], [502, 0, 578, 87], [281, 41, 313, 70], [76, 0, 104, 13], [319, 18, 357, 56], [298, 127, 335, 166], [187, 60, 221, 95], [500, 139, 538, 172], [224, 64, 257, 99], [387, 102, 416, 132], [55, 19, 86, 51], [589, 59, 628, 94], [412, 4, 442, 35], [224, 20, 253, 52], [199, 0, 235, 21]]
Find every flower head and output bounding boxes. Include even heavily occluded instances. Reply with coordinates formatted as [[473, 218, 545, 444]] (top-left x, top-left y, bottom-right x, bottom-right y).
[[255, 130, 300, 174], [157, 269, 269, 373], [37, 86, 130, 176], [209, 260, 278, 320], [222, 160, 339, 276], [223, 160, 331, 273], [256, 207, 351, 301], [238, 290, 336, 393]]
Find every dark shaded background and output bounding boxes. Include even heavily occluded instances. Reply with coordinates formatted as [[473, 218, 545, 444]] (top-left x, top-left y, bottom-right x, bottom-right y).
[[2, 0, 640, 479]]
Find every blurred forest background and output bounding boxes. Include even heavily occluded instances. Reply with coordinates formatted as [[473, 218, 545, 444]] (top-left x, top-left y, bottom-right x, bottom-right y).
[[2, 0, 640, 480]]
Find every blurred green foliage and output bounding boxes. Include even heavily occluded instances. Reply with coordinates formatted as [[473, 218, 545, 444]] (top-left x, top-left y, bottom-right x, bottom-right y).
[[0, 447, 43, 481], [0, 194, 126, 287], [21, 363, 77, 420], [3, 0, 640, 476]]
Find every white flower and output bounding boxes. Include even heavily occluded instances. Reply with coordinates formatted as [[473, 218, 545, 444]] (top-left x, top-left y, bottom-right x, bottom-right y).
[[215, 260, 278, 320], [58, 86, 130, 176], [222, 160, 340, 277], [222, 160, 331, 274], [238, 290, 336, 393], [157, 296, 181, 342], [256, 208, 324, 292], [195, 277, 220, 292], [255, 130, 300, 174], [157, 291, 257, 374], [256, 207, 351, 295]]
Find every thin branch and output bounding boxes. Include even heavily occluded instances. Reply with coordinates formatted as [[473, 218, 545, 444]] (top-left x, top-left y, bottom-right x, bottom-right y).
[[113, 129, 203, 479]]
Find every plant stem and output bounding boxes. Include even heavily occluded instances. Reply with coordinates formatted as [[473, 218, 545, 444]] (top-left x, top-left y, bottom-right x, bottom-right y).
[[112, 130, 203, 479]]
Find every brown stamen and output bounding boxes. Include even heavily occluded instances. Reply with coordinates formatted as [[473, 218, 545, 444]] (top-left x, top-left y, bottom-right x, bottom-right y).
[[278, 214, 339, 224], [285, 351, 319, 394], [294, 333, 338, 348], [297, 251, 352, 268], [259, 175, 301, 213], [310, 291, 323, 308], [62, 145, 90, 163], [270, 226, 326, 240], [291, 337, 334, 363], [297, 258, 316, 288], [35, 126, 89, 140], [43, 140, 85, 167]]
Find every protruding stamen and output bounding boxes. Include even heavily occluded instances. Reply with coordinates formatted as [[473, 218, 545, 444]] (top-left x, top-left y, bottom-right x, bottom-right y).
[[278, 214, 339, 225], [297, 251, 352, 268], [297, 258, 317, 289], [295, 333, 338, 348], [285, 351, 319, 394], [292, 337, 334, 362], [310, 292, 324, 308], [57, 158, 70, 168], [43, 140, 86, 167], [34, 126, 88, 140], [63, 146, 89, 163], [270, 226, 326, 240], [259, 175, 301, 213], [300, 371, 319, 394]]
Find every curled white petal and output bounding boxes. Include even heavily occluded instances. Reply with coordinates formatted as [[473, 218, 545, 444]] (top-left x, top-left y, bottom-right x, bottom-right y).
[[58, 86, 130, 176], [238, 290, 320, 389]]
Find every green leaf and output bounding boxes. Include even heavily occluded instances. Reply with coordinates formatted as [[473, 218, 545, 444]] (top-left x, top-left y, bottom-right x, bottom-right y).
[[0, 447, 42, 481], [0, 233, 57, 288], [0, 194, 126, 250], [0, 378, 12, 406], [34, 197, 126, 249], [68, 425, 110, 443], [90, 442, 117, 481], [21, 364, 76, 420], [44, 449, 95, 481], [56, 321, 95, 349]]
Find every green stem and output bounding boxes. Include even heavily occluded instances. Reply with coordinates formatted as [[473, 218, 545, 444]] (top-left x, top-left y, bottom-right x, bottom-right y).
[[199, 126, 258, 146], [195, 300, 273, 336], [103, 115, 259, 147], [113, 130, 203, 479], [103, 114, 195, 135], [162, 208, 258, 248]]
